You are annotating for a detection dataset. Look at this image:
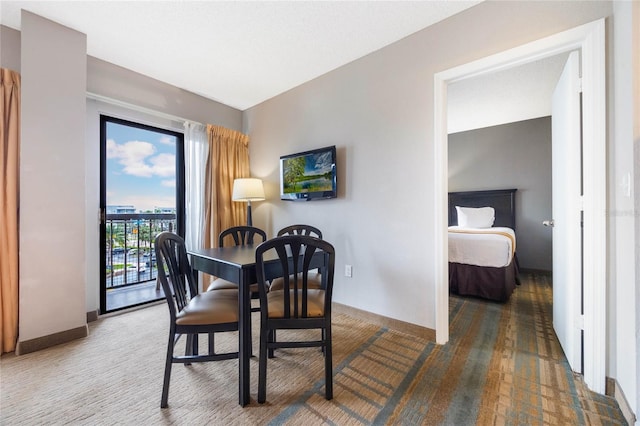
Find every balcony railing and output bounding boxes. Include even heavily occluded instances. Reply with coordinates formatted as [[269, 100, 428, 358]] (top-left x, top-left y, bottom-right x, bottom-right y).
[[105, 213, 176, 289]]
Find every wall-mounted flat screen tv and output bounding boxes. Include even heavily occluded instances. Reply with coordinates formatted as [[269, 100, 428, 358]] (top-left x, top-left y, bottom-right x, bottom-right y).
[[280, 145, 337, 201]]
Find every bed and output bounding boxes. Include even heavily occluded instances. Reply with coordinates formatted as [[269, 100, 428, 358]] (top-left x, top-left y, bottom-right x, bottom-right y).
[[448, 188, 520, 302]]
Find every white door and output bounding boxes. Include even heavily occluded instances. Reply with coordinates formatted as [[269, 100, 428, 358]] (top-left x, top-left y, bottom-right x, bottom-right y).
[[551, 50, 582, 373]]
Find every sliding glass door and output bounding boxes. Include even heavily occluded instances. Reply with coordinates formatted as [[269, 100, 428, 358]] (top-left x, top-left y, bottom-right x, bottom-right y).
[[99, 115, 184, 313]]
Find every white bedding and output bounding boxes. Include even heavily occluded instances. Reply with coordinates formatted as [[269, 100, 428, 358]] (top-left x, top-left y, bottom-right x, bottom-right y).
[[448, 226, 516, 268]]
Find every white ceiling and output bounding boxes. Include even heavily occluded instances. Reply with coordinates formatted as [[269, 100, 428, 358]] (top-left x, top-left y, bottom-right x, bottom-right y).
[[0, 0, 481, 111], [1, 0, 566, 131], [447, 53, 569, 133]]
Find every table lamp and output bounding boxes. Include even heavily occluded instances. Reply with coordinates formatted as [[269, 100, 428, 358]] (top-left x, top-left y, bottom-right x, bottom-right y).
[[232, 178, 265, 227]]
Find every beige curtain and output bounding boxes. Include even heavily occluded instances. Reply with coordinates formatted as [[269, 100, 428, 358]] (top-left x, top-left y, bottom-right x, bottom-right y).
[[0, 68, 20, 354], [203, 125, 250, 250]]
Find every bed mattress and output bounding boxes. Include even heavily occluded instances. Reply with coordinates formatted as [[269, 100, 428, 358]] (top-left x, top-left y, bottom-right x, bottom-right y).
[[448, 226, 516, 268]]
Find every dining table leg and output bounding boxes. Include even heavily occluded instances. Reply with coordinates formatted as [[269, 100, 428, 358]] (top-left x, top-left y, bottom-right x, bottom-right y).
[[238, 269, 252, 406]]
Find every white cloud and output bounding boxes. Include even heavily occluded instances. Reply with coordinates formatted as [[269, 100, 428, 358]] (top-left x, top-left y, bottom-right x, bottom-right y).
[[159, 135, 175, 146], [150, 153, 176, 177], [106, 139, 119, 158], [108, 140, 175, 178], [161, 179, 176, 188]]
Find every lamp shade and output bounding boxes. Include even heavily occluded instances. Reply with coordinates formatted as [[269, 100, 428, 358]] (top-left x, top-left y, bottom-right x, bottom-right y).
[[232, 178, 265, 202]]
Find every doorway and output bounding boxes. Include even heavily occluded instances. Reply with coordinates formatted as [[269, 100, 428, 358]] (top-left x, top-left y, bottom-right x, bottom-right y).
[[434, 19, 606, 393], [99, 115, 185, 313]]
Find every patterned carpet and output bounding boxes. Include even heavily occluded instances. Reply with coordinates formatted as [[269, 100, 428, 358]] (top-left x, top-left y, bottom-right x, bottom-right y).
[[0, 273, 627, 425]]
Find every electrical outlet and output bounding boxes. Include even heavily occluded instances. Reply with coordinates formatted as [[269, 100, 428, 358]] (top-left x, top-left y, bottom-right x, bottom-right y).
[[345, 264, 352, 277]]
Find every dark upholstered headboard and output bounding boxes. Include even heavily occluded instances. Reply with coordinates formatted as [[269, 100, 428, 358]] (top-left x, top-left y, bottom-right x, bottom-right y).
[[448, 189, 517, 230]]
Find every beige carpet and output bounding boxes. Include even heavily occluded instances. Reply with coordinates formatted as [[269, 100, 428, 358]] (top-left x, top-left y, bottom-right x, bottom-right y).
[[0, 274, 627, 425]]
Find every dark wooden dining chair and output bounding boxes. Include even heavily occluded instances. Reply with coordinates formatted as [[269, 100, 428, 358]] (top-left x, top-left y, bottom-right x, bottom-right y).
[[277, 224, 323, 239], [206, 226, 267, 355], [206, 226, 267, 295], [254, 235, 336, 403], [270, 224, 323, 291], [155, 231, 239, 408]]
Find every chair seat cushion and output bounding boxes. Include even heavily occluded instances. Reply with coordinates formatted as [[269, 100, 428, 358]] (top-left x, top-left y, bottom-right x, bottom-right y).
[[269, 272, 322, 291], [176, 289, 238, 325], [207, 278, 238, 290], [207, 279, 261, 294], [266, 289, 325, 318]]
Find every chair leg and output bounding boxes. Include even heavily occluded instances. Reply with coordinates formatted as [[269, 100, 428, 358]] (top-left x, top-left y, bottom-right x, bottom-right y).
[[248, 316, 253, 357], [268, 330, 275, 358], [258, 326, 269, 403], [208, 332, 215, 355], [161, 332, 175, 408], [184, 333, 199, 365], [184, 334, 192, 366], [192, 334, 199, 356], [324, 325, 333, 400]]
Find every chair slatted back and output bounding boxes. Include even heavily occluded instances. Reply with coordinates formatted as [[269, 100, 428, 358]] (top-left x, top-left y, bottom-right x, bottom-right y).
[[277, 225, 323, 276], [219, 226, 267, 247], [155, 232, 197, 318], [277, 224, 323, 239], [256, 235, 335, 319]]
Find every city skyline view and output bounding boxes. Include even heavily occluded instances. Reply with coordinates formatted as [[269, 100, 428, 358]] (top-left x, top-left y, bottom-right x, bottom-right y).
[[106, 121, 177, 213]]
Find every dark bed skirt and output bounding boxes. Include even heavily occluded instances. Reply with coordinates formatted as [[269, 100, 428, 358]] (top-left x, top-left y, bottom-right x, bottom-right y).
[[449, 257, 520, 302]]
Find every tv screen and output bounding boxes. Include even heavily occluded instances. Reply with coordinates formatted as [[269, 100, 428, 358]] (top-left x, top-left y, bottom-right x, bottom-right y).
[[280, 145, 337, 201]]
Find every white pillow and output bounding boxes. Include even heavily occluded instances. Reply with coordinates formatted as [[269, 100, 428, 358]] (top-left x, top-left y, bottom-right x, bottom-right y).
[[456, 206, 495, 228]]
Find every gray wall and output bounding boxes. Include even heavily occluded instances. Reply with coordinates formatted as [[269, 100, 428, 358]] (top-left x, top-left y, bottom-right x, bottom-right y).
[[610, 0, 640, 413], [448, 117, 552, 271], [244, 1, 611, 331], [87, 56, 241, 130], [19, 11, 87, 343], [1, 25, 21, 72]]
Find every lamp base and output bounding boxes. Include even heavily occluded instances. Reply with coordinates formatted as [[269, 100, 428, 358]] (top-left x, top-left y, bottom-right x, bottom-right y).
[[246, 201, 253, 227]]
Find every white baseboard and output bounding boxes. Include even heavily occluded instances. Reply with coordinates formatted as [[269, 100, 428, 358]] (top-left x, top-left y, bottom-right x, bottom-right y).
[[610, 377, 637, 425]]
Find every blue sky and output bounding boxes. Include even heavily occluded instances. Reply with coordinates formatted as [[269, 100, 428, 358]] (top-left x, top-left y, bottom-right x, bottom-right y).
[[106, 122, 176, 212]]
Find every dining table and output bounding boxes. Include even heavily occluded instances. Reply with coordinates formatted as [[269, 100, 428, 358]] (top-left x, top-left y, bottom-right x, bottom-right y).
[[188, 244, 324, 407]]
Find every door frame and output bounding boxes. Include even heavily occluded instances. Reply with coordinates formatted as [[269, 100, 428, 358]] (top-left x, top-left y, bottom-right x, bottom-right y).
[[99, 115, 186, 314], [433, 19, 606, 393]]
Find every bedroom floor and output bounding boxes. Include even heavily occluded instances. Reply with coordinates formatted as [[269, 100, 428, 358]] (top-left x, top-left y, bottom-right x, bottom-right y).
[[445, 271, 628, 425]]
